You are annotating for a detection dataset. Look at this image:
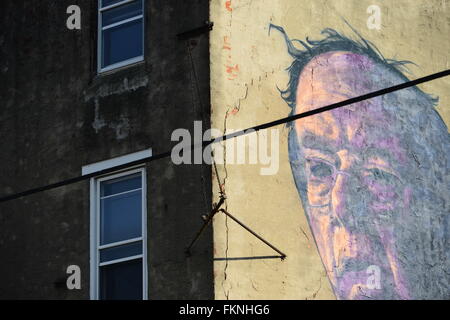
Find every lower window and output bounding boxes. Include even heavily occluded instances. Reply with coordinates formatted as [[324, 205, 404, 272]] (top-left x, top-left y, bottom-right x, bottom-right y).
[[91, 168, 147, 300]]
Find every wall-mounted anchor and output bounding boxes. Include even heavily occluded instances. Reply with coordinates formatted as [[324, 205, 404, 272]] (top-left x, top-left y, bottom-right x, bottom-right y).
[[185, 194, 286, 261], [177, 21, 214, 40]]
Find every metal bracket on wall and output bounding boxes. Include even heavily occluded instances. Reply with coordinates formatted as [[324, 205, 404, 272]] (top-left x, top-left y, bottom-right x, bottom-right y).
[[185, 194, 226, 257], [177, 21, 214, 40], [185, 194, 287, 261]]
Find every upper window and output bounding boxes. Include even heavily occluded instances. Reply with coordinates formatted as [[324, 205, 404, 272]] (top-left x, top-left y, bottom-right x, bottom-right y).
[[98, 0, 145, 73]]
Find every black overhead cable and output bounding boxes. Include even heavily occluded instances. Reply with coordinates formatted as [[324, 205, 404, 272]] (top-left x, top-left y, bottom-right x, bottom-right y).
[[0, 69, 450, 204]]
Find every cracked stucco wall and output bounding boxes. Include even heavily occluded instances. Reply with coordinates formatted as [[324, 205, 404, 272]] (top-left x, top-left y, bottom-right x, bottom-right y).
[[210, 0, 450, 299]]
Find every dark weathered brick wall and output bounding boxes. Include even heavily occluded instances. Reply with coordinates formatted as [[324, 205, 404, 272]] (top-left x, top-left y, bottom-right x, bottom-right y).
[[0, 0, 212, 299]]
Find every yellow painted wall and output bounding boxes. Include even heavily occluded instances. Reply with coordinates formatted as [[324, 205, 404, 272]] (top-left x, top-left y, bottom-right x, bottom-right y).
[[210, 0, 450, 299]]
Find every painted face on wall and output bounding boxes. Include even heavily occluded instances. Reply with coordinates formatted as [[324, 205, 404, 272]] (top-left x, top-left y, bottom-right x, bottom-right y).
[[289, 51, 415, 299]]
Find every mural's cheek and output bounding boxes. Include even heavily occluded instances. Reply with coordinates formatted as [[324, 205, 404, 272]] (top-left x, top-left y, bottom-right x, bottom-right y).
[[385, 247, 410, 299], [332, 226, 357, 274], [361, 169, 403, 213], [309, 211, 336, 283], [402, 187, 412, 213], [307, 181, 331, 207], [368, 185, 398, 212], [373, 224, 411, 299]]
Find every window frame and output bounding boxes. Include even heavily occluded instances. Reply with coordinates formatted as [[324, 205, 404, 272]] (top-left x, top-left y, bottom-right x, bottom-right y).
[[97, 0, 145, 73], [89, 167, 148, 300]]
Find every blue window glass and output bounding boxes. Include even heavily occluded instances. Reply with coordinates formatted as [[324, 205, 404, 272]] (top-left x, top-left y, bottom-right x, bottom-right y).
[[100, 242, 143, 263], [100, 189, 142, 245], [102, 19, 143, 68], [101, 174, 141, 197], [102, 0, 143, 26], [102, 0, 125, 8], [100, 259, 143, 300]]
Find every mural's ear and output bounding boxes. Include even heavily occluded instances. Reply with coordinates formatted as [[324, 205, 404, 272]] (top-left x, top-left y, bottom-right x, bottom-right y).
[[268, 23, 304, 57]]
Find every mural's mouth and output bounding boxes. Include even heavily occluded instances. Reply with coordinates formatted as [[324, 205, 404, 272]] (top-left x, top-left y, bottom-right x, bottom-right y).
[[333, 245, 390, 274], [333, 257, 370, 277]]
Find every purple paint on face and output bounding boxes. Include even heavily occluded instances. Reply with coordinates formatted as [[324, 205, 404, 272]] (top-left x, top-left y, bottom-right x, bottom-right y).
[[292, 51, 414, 299]]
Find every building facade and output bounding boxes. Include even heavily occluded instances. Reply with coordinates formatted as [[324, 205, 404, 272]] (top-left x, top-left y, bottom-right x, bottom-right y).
[[1, 0, 449, 300], [0, 0, 213, 299]]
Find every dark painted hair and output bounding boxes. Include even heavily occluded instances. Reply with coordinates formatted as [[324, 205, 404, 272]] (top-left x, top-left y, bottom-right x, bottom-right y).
[[269, 24, 438, 122]]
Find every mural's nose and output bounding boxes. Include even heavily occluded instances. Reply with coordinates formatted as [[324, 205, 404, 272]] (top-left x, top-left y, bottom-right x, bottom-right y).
[[330, 174, 348, 222], [330, 150, 362, 228], [330, 170, 367, 233]]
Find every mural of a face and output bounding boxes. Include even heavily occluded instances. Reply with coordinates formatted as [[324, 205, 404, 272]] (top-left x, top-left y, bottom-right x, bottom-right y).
[[288, 49, 450, 299]]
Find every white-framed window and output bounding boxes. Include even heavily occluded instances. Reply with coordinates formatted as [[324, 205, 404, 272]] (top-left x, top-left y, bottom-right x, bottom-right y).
[[98, 0, 145, 73], [84, 149, 151, 300]]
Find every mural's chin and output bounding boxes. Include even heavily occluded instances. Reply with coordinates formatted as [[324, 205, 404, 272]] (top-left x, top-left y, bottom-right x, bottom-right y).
[[332, 262, 399, 300], [343, 283, 388, 300]]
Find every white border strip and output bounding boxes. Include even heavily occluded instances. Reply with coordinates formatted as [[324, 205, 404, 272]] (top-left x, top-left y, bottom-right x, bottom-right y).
[[100, 0, 135, 12], [99, 254, 143, 267], [99, 55, 144, 73], [99, 237, 143, 250], [82, 148, 152, 176], [102, 15, 143, 30]]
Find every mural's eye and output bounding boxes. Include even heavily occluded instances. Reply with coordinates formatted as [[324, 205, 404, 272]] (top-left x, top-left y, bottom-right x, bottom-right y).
[[364, 168, 398, 186], [309, 161, 334, 179]]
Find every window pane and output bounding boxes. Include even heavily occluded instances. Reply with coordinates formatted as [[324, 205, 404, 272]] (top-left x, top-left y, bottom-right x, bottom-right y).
[[102, 0, 143, 26], [101, 190, 142, 244], [100, 241, 143, 263], [102, 0, 128, 8], [102, 18, 143, 68], [101, 174, 141, 197], [100, 259, 143, 300]]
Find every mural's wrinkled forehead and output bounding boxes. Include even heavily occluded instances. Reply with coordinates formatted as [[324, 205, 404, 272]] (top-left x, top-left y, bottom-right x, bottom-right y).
[[293, 51, 396, 151], [296, 51, 377, 105]]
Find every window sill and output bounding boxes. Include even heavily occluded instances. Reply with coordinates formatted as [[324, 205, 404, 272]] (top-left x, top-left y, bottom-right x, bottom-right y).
[[84, 58, 149, 99], [98, 57, 145, 76]]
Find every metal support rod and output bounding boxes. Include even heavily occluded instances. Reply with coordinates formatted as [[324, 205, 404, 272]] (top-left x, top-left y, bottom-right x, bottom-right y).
[[185, 195, 226, 255], [212, 155, 224, 196], [219, 209, 286, 260]]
